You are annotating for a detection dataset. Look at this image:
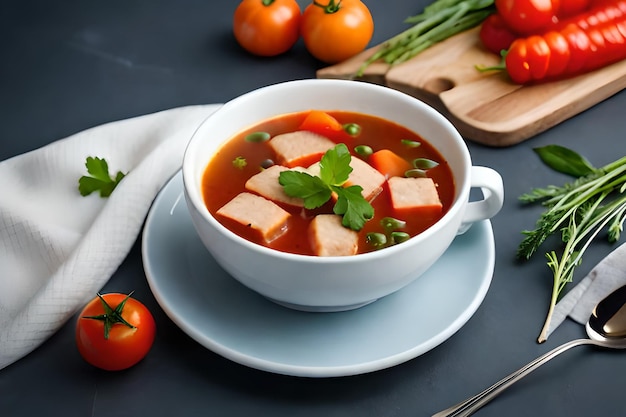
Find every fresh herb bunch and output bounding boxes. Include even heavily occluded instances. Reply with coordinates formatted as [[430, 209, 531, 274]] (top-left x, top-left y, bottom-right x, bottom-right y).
[[518, 145, 626, 343], [279, 144, 374, 231], [356, 0, 495, 76]]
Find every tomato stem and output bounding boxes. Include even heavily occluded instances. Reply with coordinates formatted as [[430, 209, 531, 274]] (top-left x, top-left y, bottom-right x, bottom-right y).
[[313, 0, 342, 14], [82, 292, 136, 340], [475, 49, 507, 73], [261, 0, 276, 6]]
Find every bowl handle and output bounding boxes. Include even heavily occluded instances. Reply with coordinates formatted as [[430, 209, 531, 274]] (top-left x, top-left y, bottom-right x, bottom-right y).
[[457, 166, 504, 234]]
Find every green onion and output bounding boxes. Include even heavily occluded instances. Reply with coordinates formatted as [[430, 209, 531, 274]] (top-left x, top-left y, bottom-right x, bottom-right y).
[[405, 168, 428, 178], [401, 139, 422, 148], [413, 158, 439, 169], [356, 0, 495, 76]]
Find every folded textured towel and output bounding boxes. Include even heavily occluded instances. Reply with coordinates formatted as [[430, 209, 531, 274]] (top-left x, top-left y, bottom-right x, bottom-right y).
[[546, 241, 626, 340], [0, 104, 221, 370]]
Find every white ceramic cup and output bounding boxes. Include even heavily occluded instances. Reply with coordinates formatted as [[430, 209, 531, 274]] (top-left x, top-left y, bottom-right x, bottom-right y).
[[183, 79, 504, 312]]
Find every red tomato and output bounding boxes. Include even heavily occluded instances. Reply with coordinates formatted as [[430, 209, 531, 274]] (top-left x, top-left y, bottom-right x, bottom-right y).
[[526, 35, 552, 79], [233, 0, 301, 57], [560, 23, 592, 74], [505, 40, 530, 83], [598, 22, 626, 64], [585, 26, 609, 67], [76, 293, 156, 371], [496, 0, 560, 35], [559, 0, 591, 17], [301, 0, 374, 64], [543, 31, 571, 77], [479, 13, 520, 54], [502, 2, 626, 84]]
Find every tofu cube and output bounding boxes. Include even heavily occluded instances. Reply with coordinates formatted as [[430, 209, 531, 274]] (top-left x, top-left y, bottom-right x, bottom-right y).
[[387, 177, 443, 217], [344, 157, 385, 202], [269, 131, 335, 168], [308, 157, 385, 202], [309, 214, 359, 257], [216, 192, 290, 242], [245, 165, 305, 207]]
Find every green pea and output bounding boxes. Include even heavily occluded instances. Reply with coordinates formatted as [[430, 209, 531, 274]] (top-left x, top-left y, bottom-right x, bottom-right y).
[[245, 131, 271, 143], [380, 217, 406, 233], [343, 123, 362, 137], [391, 232, 410, 245], [354, 145, 373, 158], [366, 232, 387, 248]]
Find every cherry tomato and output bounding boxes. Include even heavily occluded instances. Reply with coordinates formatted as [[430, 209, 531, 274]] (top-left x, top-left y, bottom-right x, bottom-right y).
[[559, 0, 591, 17], [233, 0, 301, 57], [301, 0, 374, 64], [496, 0, 560, 35], [76, 293, 156, 371], [505, 36, 552, 83], [479, 13, 520, 54], [527, 35, 552, 79], [598, 22, 626, 65], [560, 23, 592, 74], [543, 31, 571, 77], [501, 2, 626, 84]]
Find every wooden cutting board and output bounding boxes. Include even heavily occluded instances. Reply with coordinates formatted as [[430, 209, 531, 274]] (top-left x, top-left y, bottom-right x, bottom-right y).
[[317, 27, 626, 147]]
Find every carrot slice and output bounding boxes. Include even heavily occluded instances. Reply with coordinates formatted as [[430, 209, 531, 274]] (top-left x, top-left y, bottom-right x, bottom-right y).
[[299, 110, 345, 142], [369, 149, 412, 179]]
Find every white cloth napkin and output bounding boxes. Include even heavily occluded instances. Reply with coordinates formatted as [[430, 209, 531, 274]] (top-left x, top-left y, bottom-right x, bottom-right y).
[[546, 241, 626, 339], [0, 104, 221, 370]]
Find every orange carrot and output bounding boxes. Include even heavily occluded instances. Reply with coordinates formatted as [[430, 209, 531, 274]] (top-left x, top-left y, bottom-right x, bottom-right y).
[[299, 110, 346, 142], [369, 149, 412, 179]]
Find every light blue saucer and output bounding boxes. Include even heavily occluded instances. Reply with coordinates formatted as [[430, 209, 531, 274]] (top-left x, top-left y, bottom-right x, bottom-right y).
[[142, 171, 495, 378]]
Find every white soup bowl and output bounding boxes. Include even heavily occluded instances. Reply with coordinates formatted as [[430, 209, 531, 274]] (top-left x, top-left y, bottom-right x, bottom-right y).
[[183, 79, 504, 312]]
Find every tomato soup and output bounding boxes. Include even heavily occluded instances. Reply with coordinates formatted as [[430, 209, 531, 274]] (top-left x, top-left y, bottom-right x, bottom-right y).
[[201, 110, 455, 256]]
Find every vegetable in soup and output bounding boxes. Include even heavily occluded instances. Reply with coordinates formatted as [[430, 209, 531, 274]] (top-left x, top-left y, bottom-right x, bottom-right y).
[[201, 110, 455, 256]]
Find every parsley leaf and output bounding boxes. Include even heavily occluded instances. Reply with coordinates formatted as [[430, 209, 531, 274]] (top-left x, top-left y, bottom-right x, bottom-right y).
[[279, 171, 332, 209], [78, 156, 126, 197], [319, 143, 352, 186], [278, 144, 374, 231], [232, 156, 247, 170], [332, 185, 374, 230]]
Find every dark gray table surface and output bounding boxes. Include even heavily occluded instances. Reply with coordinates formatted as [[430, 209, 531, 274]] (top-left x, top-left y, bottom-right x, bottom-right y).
[[1, 1, 625, 416]]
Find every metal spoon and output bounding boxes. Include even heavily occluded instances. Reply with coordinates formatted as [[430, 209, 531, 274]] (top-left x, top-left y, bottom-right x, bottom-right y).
[[432, 284, 626, 417]]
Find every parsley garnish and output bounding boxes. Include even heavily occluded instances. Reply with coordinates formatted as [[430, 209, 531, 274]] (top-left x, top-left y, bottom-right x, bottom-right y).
[[78, 156, 126, 197], [232, 156, 247, 170], [279, 144, 374, 231]]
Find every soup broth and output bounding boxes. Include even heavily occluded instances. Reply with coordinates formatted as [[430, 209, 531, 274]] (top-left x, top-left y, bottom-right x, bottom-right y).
[[201, 110, 455, 256]]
